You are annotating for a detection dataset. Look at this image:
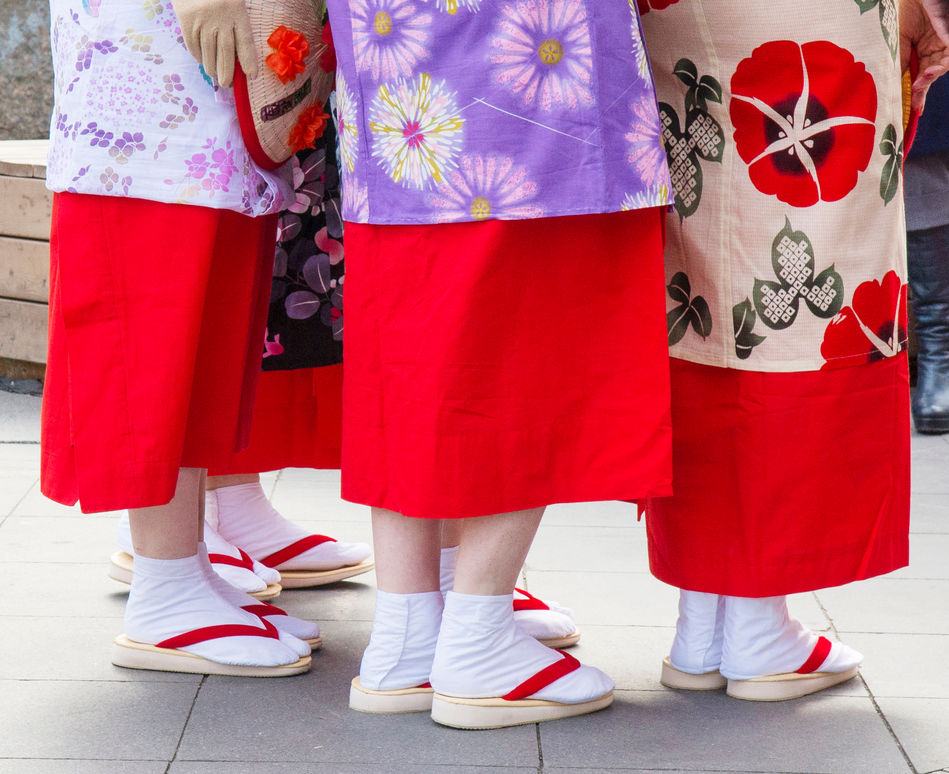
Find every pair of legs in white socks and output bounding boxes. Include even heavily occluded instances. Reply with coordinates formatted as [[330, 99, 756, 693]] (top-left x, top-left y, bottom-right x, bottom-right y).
[[351, 508, 612, 729], [112, 468, 316, 677], [662, 590, 863, 701], [111, 476, 374, 595]]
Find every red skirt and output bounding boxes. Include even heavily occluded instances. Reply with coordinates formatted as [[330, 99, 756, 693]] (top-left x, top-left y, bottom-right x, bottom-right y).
[[341, 208, 673, 519], [205, 366, 342, 475], [645, 355, 911, 596], [42, 193, 277, 513]]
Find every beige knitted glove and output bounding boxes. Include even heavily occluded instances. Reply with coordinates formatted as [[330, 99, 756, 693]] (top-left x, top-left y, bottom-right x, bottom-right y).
[[171, 0, 257, 88]]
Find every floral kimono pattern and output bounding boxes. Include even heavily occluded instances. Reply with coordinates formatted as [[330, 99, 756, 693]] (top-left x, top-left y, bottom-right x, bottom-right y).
[[324, 0, 673, 224], [263, 116, 345, 370], [46, 0, 290, 214], [640, 0, 908, 372]]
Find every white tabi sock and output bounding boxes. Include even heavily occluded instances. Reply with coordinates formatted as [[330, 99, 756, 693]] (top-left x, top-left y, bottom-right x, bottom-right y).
[[208, 483, 371, 571], [196, 543, 317, 657], [430, 591, 612, 703], [439, 547, 577, 642], [117, 511, 277, 592], [720, 595, 863, 681], [668, 589, 725, 674], [359, 590, 444, 691], [124, 553, 300, 667]]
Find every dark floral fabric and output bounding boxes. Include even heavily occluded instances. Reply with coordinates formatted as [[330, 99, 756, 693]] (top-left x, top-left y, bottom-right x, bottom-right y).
[[261, 114, 344, 371]]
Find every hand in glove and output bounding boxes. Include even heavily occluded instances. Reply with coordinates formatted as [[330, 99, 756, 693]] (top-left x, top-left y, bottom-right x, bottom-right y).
[[171, 0, 257, 88]]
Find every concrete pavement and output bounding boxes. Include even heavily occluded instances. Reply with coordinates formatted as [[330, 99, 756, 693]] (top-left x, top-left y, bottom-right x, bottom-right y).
[[1, 388, 948, 774]]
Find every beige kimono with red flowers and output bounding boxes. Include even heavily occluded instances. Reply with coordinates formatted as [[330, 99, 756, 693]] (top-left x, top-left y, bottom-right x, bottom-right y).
[[638, 0, 911, 598], [640, 0, 907, 372]]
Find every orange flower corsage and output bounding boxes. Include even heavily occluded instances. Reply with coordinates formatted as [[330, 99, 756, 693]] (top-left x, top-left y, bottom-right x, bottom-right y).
[[266, 26, 310, 84], [289, 105, 330, 152]]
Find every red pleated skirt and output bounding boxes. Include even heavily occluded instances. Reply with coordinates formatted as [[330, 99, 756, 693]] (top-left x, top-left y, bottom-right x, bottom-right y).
[[42, 193, 277, 513], [645, 355, 911, 596], [340, 208, 673, 519]]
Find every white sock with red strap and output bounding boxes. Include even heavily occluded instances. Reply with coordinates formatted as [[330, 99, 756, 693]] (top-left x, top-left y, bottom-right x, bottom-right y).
[[124, 553, 300, 667], [196, 543, 318, 656], [359, 590, 443, 691], [668, 589, 725, 674], [720, 595, 863, 681], [439, 547, 577, 642], [430, 591, 612, 703], [207, 483, 371, 571], [117, 511, 278, 592]]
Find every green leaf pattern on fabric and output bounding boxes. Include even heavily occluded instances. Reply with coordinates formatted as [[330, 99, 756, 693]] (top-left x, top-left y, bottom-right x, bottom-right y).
[[660, 58, 725, 220], [667, 271, 713, 345], [879, 123, 903, 205], [853, 0, 898, 60], [732, 298, 767, 360], [752, 218, 844, 331]]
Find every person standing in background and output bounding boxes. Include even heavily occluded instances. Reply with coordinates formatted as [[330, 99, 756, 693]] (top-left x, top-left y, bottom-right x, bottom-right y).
[[906, 74, 949, 433]]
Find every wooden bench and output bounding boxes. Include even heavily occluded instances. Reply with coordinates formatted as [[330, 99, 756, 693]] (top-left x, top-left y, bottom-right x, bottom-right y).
[[0, 140, 52, 375]]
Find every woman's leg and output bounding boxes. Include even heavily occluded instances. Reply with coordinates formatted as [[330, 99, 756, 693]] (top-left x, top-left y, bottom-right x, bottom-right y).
[[117, 467, 305, 673]]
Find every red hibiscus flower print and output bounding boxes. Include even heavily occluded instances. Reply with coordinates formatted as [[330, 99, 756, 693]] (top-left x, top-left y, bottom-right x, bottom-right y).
[[636, 0, 680, 13], [820, 270, 906, 370], [730, 40, 878, 207]]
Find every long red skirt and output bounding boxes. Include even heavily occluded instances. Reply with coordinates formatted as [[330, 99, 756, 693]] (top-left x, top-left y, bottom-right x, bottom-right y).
[[645, 355, 911, 597], [205, 366, 342, 475], [42, 193, 277, 513], [341, 208, 672, 519]]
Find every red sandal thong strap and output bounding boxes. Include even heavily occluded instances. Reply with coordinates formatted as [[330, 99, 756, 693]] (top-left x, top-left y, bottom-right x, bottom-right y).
[[242, 603, 288, 618], [156, 618, 279, 649], [259, 535, 338, 568], [796, 636, 833, 674], [502, 650, 581, 701], [513, 588, 550, 613], [208, 548, 255, 571]]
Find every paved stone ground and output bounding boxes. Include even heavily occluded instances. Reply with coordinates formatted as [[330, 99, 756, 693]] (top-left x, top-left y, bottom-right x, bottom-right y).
[[0, 388, 947, 774]]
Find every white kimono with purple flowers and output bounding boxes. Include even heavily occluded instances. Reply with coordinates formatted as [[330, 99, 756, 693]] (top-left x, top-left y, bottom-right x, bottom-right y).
[[46, 0, 291, 216]]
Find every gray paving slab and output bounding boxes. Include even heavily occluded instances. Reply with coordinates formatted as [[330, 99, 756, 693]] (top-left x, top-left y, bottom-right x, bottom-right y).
[[0, 680, 198, 761], [873, 697, 949, 773], [0, 392, 41, 442], [542, 500, 639, 528], [538, 690, 911, 774], [0, 442, 40, 472], [889, 533, 949, 579], [0, 514, 117, 563], [177, 671, 540, 767], [0, 561, 128, 618], [10, 482, 123, 518], [815, 578, 949, 635], [0, 761, 167, 774], [845, 632, 949, 698], [526, 525, 649, 574], [269, 575, 377, 622], [0, 615, 199, 683], [0, 474, 37, 518], [910, 493, 949, 534], [269, 483, 370, 524], [170, 764, 537, 774], [910, 435, 949, 494]]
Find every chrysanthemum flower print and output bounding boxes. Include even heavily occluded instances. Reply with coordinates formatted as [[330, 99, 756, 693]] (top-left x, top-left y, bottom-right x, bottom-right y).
[[626, 96, 667, 187], [420, 0, 483, 13], [351, 0, 433, 81], [622, 184, 670, 211], [489, 0, 595, 111], [335, 71, 360, 175], [627, 0, 649, 79], [428, 154, 544, 221], [342, 177, 370, 220], [369, 73, 465, 189]]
